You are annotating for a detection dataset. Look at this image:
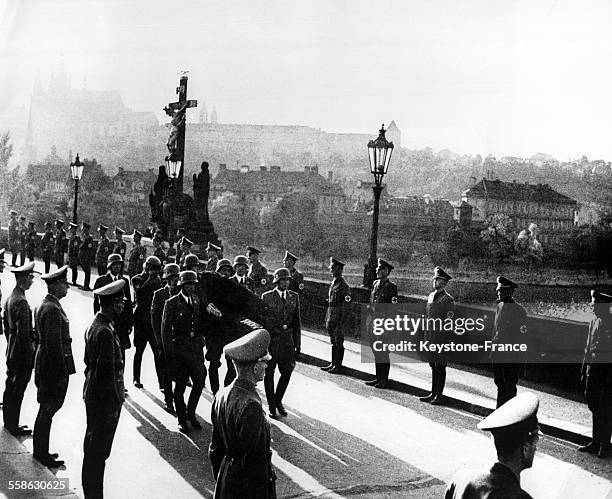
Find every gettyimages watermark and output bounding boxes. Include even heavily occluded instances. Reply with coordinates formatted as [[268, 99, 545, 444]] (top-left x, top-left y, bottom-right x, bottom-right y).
[[358, 304, 601, 364]]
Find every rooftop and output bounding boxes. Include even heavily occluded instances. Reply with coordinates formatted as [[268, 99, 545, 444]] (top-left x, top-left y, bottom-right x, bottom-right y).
[[464, 178, 577, 205]]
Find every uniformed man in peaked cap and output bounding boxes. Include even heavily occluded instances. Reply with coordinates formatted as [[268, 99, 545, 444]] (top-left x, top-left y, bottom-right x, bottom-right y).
[[96, 224, 112, 277], [445, 392, 540, 498], [79, 222, 95, 290], [25, 221, 37, 263], [113, 226, 127, 260], [247, 246, 269, 295], [0, 249, 4, 337], [8, 210, 20, 266], [41, 222, 55, 274], [174, 228, 186, 265], [2, 262, 36, 436], [419, 266, 455, 404], [579, 290, 612, 458], [33, 266, 74, 468], [82, 280, 127, 498], [54, 219, 67, 269], [262, 268, 301, 418], [152, 236, 166, 265], [209, 329, 276, 499], [283, 250, 304, 297], [127, 229, 147, 277], [205, 242, 221, 272], [178, 237, 195, 269], [322, 257, 352, 374], [18, 215, 27, 266], [365, 258, 398, 389], [492, 276, 528, 408], [230, 255, 256, 292], [67, 222, 81, 286]]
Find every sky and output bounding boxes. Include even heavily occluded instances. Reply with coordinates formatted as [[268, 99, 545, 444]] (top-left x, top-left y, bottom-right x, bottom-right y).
[[0, 0, 610, 160]]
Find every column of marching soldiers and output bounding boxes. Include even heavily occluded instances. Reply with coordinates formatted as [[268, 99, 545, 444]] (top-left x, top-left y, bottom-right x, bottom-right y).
[[1, 208, 612, 498]]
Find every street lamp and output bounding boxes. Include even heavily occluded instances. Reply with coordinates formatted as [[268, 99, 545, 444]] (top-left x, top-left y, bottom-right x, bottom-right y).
[[165, 154, 182, 179], [363, 124, 394, 288], [70, 153, 84, 224]]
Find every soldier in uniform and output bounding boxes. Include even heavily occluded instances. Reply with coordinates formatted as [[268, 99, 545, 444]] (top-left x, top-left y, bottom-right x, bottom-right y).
[[41, 222, 55, 274], [18, 215, 28, 266], [67, 222, 81, 286], [321, 257, 351, 374], [151, 263, 181, 414], [365, 258, 398, 389], [419, 266, 455, 404], [174, 228, 186, 265], [95, 224, 112, 277], [178, 237, 195, 269], [82, 280, 127, 499], [25, 221, 37, 262], [283, 250, 304, 296], [230, 255, 255, 292], [579, 290, 612, 458], [205, 242, 221, 272], [262, 268, 301, 418], [33, 266, 74, 468], [161, 270, 206, 432], [152, 236, 166, 265], [445, 392, 540, 499], [93, 254, 134, 389], [491, 276, 528, 408], [209, 329, 276, 499], [113, 226, 127, 261], [247, 246, 269, 295], [8, 210, 19, 266], [54, 219, 67, 269], [2, 262, 36, 436], [131, 256, 163, 389], [127, 229, 147, 278], [79, 222, 95, 291], [216, 258, 233, 278]]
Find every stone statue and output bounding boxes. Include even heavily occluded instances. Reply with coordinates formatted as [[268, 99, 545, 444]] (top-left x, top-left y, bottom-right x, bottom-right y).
[[164, 103, 188, 154], [193, 161, 211, 222]]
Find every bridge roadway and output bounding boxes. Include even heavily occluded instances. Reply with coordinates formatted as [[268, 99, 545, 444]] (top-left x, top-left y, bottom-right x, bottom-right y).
[[1, 268, 611, 498]]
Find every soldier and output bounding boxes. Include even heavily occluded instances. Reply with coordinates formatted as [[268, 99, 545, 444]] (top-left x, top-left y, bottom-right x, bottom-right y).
[[95, 224, 112, 277], [183, 254, 202, 274], [2, 262, 36, 436], [33, 266, 75, 468], [174, 227, 186, 265], [216, 258, 233, 278], [247, 246, 269, 294], [205, 242, 220, 272], [25, 221, 37, 263], [127, 229, 147, 278], [209, 329, 276, 499], [93, 254, 134, 387], [578, 290, 612, 458], [152, 236, 166, 265], [419, 266, 455, 404], [79, 222, 95, 291], [262, 268, 301, 418], [67, 222, 81, 286], [445, 392, 540, 499], [8, 210, 19, 266], [178, 237, 195, 269], [161, 270, 206, 432], [365, 258, 398, 389], [54, 219, 67, 269], [321, 257, 351, 374], [82, 280, 127, 498], [491, 276, 528, 408], [151, 263, 181, 414], [113, 226, 127, 261], [230, 255, 256, 292], [131, 256, 163, 389], [18, 215, 28, 266], [283, 250, 304, 296], [41, 222, 55, 274]]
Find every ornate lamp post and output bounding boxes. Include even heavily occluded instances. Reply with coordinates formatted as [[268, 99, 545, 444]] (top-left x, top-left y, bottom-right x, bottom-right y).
[[165, 153, 182, 181], [363, 124, 394, 288], [70, 153, 84, 224]]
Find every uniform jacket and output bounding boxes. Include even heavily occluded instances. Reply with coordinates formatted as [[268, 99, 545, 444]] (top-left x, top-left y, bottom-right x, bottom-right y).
[[209, 378, 276, 499], [371, 278, 398, 304], [491, 300, 528, 363], [206, 255, 219, 272], [25, 229, 37, 254], [153, 247, 166, 265], [288, 269, 304, 296], [34, 294, 75, 400], [445, 462, 533, 499], [132, 272, 162, 326], [93, 273, 133, 349], [583, 316, 612, 365], [161, 293, 203, 345], [179, 250, 195, 269], [41, 230, 55, 258], [54, 228, 67, 258], [68, 235, 81, 265], [128, 244, 147, 275], [230, 275, 256, 293], [113, 240, 127, 259], [83, 311, 125, 406], [79, 234, 95, 263], [151, 285, 177, 344], [248, 261, 269, 290], [424, 289, 455, 343], [262, 289, 301, 351], [581, 316, 612, 399], [8, 218, 19, 250], [3, 286, 35, 371], [18, 223, 27, 248], [325, 277, 351, 329], [96, 235, 112, 265]]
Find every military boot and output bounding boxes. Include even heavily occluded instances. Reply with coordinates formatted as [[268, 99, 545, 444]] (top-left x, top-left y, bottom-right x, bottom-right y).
[[419, 373, 436, 402], [321, 346, 336, 371], [329, 346, 345, 374], [430, 370, 446, 405]]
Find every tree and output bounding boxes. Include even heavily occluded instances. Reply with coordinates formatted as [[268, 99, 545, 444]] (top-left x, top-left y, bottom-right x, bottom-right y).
[[0, 131, 13, 174], [210, 192, 258, 246], [480, 214, 515, 262]]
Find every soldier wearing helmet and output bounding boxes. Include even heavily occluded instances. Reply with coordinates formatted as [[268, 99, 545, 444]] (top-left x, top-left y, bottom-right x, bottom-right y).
[[127, 230, 147, 278], [131, 256, 163, 389], [230, 255, 255, 293]]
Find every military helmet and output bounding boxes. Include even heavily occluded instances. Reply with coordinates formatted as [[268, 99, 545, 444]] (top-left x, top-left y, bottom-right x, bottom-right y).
[[163, 263, 180, 278], [145, 255, 162, 270], [233, 255, 249, 268], [216, 258, 233, 272], [179, 270, 198, 286], [183, 254, 200, 268], [273, 267, 292, 283], [107, 253, 124, 269]]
